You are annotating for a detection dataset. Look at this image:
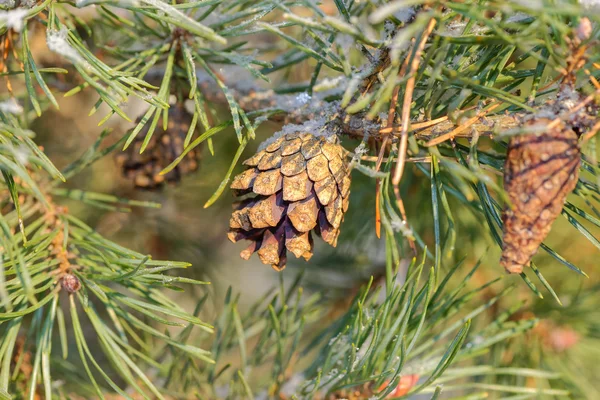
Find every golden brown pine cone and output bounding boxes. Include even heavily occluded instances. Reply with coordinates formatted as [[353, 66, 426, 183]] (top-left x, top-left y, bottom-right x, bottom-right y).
[[228, 132, 351, 270], [116, 104, 200, 190], [500, 118, 580, 273]]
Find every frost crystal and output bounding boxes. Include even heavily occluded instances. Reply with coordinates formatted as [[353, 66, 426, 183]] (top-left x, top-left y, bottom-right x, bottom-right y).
[[443, 21, 467, 37], [313, 77, 349, 99], [0, 0, 16, 7], [557, 85, 580, 110], [0, 8, 28, 32], [268, 91, 318, 114], [4, 142, 30, 165], [353, 331, 373, 368], [280, 92, 311, 109], [0, 99, 24, 114], [391, 216, 414, 239], [46, 27, 88, 67], [15, 145, 30, 165], [382, 20, 396, 42], [533, 84, 582, 120], [351, 141, 368, 164], [313, 76, 347, 93], [378, 112, 388, 126]]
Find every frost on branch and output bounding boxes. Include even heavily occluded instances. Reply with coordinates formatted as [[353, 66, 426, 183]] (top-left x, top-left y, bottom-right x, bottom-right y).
[[257, 116, 334, 152], [0, 99, 23, 114], [46, 26, 88, 67], [0, 7, 28, 31]]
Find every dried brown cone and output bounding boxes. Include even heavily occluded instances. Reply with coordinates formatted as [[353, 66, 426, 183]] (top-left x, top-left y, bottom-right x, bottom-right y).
[[227, 132, 351, 270], [500, 118, 580, 274], [116, 104, 201, 189]]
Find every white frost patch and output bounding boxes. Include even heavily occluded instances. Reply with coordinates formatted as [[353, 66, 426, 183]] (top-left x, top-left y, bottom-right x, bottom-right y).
[[47, 27, 88, 67], [378, 112, 389, 127], [0, 8, 28, 32], [15, 145, 30, 165], [4, 142, 30, 165], [557, 85, 580, 110], [272, 91, 337, 116], [0, 0, 16, 7], [257, 116, 333, 151], [313, 76, 347, 93], [383, 20, 395, 41], [442, 21, 467, 37], [0, 99, 23, 114], [279, 92, 312, 110], [353, 331, 373, 369], [351, 141, 368, 164], [248, 90, 322, 114]]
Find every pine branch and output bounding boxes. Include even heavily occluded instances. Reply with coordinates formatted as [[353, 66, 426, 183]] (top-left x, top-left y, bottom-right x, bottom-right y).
[[2, 0, 600, 398]]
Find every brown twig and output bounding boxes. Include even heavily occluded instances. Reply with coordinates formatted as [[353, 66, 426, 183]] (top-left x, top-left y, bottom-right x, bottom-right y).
[[359, 155, 433, 163], [425, 102, 501, 146], [380, 115, 449, 134], [374, 40, 414, 238], [361, 47, 392, 94], [136, 65, 523, 148], [581, 120, 600, 142], [1, 30, 15, 94], [391, 17, 437, 255]]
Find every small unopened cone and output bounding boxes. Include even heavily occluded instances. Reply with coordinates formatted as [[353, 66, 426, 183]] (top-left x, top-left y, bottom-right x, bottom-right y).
[[500, 118, 580, 273], [116, 105, 201, 190]]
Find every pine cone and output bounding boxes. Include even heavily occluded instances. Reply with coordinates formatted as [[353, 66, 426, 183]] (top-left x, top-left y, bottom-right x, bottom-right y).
[[228, 132, 351, 270], [500, 118, 580, 273], [116, 105, 200, 189]]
